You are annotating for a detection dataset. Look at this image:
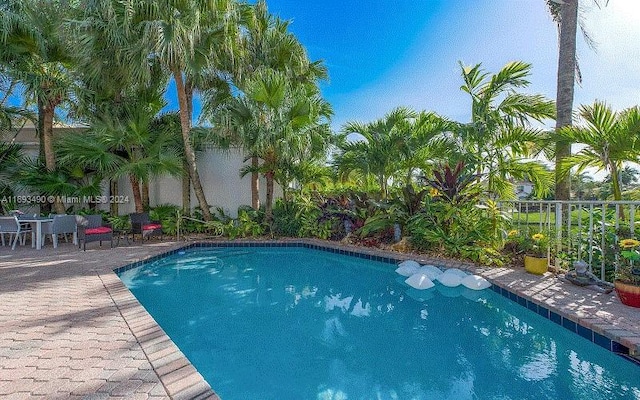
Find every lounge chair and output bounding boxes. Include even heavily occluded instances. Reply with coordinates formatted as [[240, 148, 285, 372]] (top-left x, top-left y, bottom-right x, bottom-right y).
[[77, 214, 113, 251], [0, 216, 32, 250], [130, 212, 163, 241]]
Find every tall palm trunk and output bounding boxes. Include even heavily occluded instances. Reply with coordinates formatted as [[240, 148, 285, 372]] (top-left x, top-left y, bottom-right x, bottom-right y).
[[379, 175, 387, 199], [39, 97, 66, 214], [129, 174, 143, 213], [142, 180, 150, 210], [554, 0, 578, 201], [609, 162, 625, 219], [173, 69, 212, 221], [251, 155, 260, 210], [265, 169, 275, 223], [109, 180, 119, 216], [182, 162, 191, 216]]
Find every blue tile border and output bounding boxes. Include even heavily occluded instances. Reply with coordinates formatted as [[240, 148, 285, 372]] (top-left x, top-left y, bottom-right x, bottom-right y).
[[489, 278, 634, 359], [113, 240, 638, 363]]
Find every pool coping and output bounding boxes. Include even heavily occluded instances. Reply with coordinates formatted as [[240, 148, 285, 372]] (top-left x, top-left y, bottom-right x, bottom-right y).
[[110, 239, 640, 398]]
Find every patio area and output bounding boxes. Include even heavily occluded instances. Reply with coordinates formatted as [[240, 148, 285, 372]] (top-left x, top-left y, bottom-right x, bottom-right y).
[[0, 238, 638, 399]]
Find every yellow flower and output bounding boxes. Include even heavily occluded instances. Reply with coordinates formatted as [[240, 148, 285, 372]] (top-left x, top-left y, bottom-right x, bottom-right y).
[[620, 238, 640, 249], [507, 230, 518, 237], [429, 188, 440, 197], [532, 233, 545, 241]]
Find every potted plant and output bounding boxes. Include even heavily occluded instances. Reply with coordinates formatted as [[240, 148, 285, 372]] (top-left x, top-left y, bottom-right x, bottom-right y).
[[614, 238, 640, 308], [523, 232, 550, 275]]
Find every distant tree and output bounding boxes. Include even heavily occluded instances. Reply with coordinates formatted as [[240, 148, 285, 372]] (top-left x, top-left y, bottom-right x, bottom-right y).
[[571, 172, 596, 200], [555, 102, 640, 203]]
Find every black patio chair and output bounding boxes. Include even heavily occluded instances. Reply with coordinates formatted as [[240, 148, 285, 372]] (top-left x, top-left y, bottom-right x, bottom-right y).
[[77, 214, 113, 251], [129, 212, 163, 242]]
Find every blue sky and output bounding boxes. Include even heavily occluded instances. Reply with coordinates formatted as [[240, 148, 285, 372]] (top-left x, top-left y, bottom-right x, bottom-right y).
[[8, 1, 639, 134], [239, 0, 640, 130]]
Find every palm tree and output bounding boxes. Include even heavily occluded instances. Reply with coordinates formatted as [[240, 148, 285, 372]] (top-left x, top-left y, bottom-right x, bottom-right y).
[[545, 0, 609, 200], [0, 0, 76, 214], [56, 91, 183, 213], [555, 102, 640, 203], [456, 61, 556, 198], [221, 68, 332, 222], [138, 0, 241, 221], [209, 0, 326, 210], [70, 0, 174, 214], [334, 107, 416, 199]]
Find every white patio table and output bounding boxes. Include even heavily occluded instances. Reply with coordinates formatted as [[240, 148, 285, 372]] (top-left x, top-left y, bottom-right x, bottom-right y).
[[18, 216, 54, 250]]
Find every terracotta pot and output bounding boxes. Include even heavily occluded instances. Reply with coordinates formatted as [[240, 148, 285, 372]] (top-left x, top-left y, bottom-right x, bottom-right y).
[[614, 280, 640, 308], [524, 255, 548, 275]]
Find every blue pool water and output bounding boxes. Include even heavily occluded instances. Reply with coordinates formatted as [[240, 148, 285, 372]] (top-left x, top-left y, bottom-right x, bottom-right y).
[[119, 247, 640, 400]]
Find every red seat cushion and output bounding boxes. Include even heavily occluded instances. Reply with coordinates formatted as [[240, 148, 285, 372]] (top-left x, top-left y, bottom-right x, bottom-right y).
[[85, 226, 112, 235], [142, 223, 162, 231]]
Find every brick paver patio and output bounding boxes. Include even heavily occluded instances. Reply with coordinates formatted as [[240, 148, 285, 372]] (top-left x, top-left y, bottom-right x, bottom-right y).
[[0, 238, 638, 399]]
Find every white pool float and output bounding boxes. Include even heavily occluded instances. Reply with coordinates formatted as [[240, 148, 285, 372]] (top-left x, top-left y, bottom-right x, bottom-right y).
[[461, 275, 491, 290], [436, 273, 463, 287], [441, 268, 469, 278], [395, 260, 421, 276], [405, 272, 435, 290], [417, 265, 443, 280]]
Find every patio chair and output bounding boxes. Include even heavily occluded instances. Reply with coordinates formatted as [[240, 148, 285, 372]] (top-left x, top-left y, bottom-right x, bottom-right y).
[[77, 214, 113, 251], [130, 212, 163, 242], [0, 216, 32, 250], [41, 215, 78, 248]]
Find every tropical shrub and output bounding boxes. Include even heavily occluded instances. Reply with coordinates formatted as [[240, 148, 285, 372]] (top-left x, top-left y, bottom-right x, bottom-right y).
[[107, 215, 130, 231], [359, 184, 427, 239], [204, 206, 265, 239], [149, 204, 181, 236], [272, 199, 304, 237], [406, 163, 506, 266]]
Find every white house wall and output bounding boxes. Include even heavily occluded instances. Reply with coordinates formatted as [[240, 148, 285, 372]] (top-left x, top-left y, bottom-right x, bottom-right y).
[[100, 147, 277, 218], [8, 126, 279, 217]]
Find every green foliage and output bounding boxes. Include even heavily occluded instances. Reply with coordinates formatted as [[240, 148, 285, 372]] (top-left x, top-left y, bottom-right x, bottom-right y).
[[406, 171, 509, 266], [556, 207, 622, 281], [358, 185, 426, 238], [555, 102, 640, 202], [149, 204, 181, 236], [107, 215, 130, 231], [202, 206, 265, 239], [272, 199, 303, 237], [407, 201, 504, 266]]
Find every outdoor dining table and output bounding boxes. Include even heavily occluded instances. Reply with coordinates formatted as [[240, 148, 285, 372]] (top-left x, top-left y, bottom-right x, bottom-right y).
[[17, 216, 54, 250]]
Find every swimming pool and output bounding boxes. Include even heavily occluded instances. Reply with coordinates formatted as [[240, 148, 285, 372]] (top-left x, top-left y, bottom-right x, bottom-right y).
[[118, 245, 640, 400]]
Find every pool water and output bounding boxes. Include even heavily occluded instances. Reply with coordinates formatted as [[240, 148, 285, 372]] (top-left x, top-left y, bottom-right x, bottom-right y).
[[119, 247, 640, 400]]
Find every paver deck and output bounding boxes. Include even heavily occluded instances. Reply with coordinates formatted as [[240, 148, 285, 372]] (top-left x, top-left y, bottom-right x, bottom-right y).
[[0, 238, 638, 399]]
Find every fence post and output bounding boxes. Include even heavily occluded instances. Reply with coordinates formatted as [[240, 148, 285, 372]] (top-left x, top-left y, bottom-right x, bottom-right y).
[[555, 203, 563, 257]]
